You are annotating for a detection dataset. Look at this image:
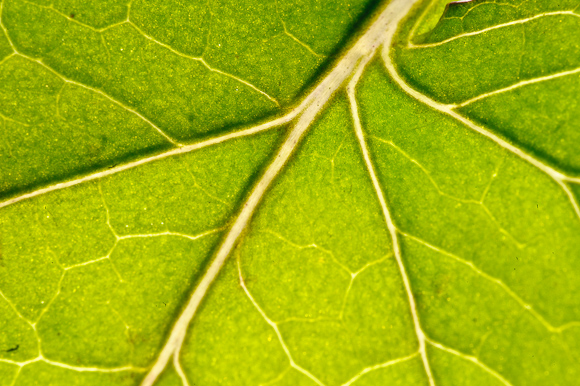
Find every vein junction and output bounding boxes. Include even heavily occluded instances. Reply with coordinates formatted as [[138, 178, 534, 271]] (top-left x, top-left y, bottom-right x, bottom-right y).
[[138, 1, 425, 385], [238, 254, 418, 386]]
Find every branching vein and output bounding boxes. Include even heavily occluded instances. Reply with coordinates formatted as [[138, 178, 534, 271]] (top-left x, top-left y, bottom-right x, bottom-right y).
[[127, 23, 279, 106], [138, 1, 423, 384], [370, 137, 525, 248], [275, 0, 324, 59], [340, 352, 419, 386]]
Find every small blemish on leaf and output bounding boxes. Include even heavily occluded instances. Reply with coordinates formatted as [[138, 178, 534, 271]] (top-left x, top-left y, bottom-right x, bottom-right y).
[[5, 344, 19, 353]]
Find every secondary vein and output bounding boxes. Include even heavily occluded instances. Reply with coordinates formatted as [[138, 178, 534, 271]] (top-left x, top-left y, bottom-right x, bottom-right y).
[[346, 45, 435, 386]]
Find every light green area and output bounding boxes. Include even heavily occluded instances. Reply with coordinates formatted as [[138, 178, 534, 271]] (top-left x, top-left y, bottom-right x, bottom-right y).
[[357, 58, 580, 384], [155, 363, 181, 386], [0, 182, 113, 320], [36, 260, 134, 367], [276, 257, 417, 385], [1, 0, 580, 385], [0, 362, 18, 386], [109, 233, 224, 367], [480, 156, 580, 324], [0, 129, 283, 379], [237, 97, 417, 385], [100, 129, 284, 237], [247, 97, 395, 274], [402, 236, 580, 385]]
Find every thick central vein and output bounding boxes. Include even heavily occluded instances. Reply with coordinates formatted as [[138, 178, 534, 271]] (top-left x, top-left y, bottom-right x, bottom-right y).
[[138, 1, 421, 384]]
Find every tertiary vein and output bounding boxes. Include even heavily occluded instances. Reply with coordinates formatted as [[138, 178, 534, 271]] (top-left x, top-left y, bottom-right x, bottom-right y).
[[426, 338, 514, 386], [400, 231, 580, 333], [17, 0, 278, 106], [237, 257, 326, 386]]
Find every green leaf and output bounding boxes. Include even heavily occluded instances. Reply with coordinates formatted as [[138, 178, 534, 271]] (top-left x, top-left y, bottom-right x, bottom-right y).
[[1, 0, 580, 385]]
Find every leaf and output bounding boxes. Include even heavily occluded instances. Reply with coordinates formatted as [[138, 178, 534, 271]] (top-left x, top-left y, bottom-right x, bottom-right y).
[[1, 0, 579, 385]]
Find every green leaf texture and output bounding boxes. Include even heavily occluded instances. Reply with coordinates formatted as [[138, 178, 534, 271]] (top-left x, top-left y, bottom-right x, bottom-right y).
[[1, 0, 580, 385]]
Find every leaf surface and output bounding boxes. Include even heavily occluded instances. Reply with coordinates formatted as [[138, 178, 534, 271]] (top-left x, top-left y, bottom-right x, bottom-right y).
[[1, 0, 580, 385]]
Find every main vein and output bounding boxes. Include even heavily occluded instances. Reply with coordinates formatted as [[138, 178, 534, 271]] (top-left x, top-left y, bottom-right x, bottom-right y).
[[139, 0, 422, 384]]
